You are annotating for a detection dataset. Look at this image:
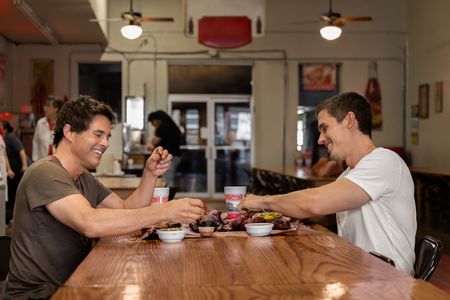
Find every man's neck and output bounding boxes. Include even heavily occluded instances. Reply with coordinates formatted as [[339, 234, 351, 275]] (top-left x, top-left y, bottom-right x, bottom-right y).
[[53, 146, 85, 180], [345, 138, 376, 169]]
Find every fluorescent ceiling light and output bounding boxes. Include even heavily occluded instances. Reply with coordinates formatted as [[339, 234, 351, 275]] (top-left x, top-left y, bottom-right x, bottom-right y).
[[121, 23, 142, 40], [320, 25, 342, 41], [13, 0, 59, 44]]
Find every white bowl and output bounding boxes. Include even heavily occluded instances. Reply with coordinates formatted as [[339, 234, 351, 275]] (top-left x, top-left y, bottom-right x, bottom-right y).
[[156, 228, 186, 243], [245, 223, 274, 237], [198, 226, 215, 237]]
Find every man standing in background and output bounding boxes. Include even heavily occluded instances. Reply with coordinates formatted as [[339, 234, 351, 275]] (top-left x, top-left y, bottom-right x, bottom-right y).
[[32, 96, 64, 161]]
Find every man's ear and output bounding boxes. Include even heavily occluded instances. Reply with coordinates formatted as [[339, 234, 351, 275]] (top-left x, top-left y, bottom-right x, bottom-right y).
[[345, 112, 357, 128], [62, 124, 74, 142]]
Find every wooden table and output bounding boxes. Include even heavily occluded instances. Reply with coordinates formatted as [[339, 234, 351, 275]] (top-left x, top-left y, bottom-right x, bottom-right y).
[[292, 167, 336, 187], [409, 166, 450, 228], [52, 224, 450, 299]]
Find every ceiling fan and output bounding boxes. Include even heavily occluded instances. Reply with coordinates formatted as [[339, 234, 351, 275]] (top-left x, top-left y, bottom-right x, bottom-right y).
[[90, 0, 174, 39], [319, 0, 372, 27], [293, 0, 372, 40]]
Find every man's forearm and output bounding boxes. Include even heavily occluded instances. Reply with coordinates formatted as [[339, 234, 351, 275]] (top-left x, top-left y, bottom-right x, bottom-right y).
[[124, 169, 159, 208]]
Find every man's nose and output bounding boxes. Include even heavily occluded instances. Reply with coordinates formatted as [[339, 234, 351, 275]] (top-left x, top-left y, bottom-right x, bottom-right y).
[[100, 136, 110, 148], [317, 132, 325, 145]]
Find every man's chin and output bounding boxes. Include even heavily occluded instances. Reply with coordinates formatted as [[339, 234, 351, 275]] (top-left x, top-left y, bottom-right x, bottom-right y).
[[329, 153, 339, 161]]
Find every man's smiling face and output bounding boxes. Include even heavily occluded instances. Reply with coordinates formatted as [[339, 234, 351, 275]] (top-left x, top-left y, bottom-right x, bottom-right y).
[[70, 114, 111, 170]]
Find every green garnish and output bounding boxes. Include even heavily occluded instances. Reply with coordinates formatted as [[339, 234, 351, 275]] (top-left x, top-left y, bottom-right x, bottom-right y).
[[159, 228, 183, 231]]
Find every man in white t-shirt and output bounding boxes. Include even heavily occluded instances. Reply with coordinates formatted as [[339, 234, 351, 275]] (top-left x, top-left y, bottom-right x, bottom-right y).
[[238, 91, 416, 275], [32, 96, 64, 162]]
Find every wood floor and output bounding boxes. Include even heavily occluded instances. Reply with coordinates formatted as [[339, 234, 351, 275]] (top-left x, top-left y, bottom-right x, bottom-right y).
[[429, 253, 450, 294]]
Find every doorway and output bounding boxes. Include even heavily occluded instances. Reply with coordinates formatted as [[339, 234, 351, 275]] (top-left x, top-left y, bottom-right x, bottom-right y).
[[169, 95, 251, 199]]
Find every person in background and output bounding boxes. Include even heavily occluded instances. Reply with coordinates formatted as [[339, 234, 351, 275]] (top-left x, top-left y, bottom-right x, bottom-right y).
[[311, 156, 345, 177], [238, 92, 416, 275], [32, 96, 64, 161], [1, 121, 28, 224], [0, 132, 15, 216], [4, 96, 205, 299], [146, 110, 182, 188]]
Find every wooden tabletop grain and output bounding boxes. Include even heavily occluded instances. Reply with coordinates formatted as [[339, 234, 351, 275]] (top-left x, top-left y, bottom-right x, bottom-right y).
[[52, 224, 450, 300]]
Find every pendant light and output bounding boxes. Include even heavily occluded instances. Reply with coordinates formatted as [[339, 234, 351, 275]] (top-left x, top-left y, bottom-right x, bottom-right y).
[[121, 21, 142, 40]]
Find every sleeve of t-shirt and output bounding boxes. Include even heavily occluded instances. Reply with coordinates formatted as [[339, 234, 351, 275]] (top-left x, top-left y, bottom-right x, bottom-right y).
[[89, 174, 113, 206], [26, 162, 81, 210], [344, 150, 401, 201], [9, 136, 24, 152]]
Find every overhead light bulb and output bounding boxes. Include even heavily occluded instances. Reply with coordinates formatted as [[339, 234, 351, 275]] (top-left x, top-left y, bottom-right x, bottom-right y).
[[121, 23, 142, 40], [320, 25, 342, 40]]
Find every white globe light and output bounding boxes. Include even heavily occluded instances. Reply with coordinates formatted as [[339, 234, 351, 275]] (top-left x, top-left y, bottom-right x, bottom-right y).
[[120, 24, 142, 40], [320, 25, 342, 41]]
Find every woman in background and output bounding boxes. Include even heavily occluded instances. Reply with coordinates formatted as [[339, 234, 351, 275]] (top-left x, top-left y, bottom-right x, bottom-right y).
[[146, 111, 181, 188]]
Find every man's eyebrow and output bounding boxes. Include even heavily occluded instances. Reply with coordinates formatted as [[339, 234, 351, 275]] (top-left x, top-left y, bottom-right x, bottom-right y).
[[91, 129, 111, 137], [318, 123, 325, 131]]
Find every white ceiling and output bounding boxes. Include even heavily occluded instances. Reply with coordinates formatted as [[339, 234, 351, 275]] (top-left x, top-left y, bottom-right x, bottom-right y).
[[0, 0, 108, 45]]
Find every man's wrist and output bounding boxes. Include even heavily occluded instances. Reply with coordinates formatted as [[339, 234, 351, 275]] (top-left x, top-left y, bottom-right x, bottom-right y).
[[260, 195, 270, 211]]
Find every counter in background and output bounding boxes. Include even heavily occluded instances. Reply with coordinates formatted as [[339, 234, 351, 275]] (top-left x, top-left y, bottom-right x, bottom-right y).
[[95, 176, 165, 199]]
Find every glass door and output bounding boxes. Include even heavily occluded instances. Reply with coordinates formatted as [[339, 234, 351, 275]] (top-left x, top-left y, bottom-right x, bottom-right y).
[[169, 95, 251, 199], [212, 100, 251, 198]]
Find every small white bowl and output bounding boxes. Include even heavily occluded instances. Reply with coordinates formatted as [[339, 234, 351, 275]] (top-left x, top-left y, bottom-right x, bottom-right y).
[[245, 223, 274, 237], [156, 228, 186, 243]]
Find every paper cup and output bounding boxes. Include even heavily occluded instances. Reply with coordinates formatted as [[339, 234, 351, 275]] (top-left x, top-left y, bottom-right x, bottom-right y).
[[151, 187, 169, 205], [224, 186, 246, 218]]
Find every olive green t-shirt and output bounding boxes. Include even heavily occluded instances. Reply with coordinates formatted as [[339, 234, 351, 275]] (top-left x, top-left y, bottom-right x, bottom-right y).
[[5, 156, 112, 300]]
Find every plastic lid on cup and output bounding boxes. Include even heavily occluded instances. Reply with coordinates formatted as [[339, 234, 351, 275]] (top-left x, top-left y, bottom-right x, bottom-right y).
[[224, 186, 246, 195], [153, 187, 169, 197]]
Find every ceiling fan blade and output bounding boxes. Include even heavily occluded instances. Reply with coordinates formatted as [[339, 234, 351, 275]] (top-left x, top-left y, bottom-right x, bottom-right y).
[[89, 18, 122, 22], [140, 17, 174, 22], [336, 16, 372, 23]]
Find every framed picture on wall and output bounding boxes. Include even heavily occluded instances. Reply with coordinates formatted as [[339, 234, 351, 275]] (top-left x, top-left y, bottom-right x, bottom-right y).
[[418, 84, 429, 119], [301, 64, 337, 91], [435, 81, 443, 113]]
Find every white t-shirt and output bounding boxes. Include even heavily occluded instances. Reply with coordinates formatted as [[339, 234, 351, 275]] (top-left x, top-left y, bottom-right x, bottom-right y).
[[0, 136, 8, 199], [337, 147, 416, 275], [32, 117, 54, 161]]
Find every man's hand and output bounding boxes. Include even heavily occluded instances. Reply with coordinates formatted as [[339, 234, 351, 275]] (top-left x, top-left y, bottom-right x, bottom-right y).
[[238, 194, 265, 212], [163, 198, 206, 224], [145, 146, 172, 177], [7, 169, 15, 179]]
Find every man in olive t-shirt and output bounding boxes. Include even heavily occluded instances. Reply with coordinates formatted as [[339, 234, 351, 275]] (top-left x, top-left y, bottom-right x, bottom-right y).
[[4, 96, 205, 299], [6, 156, 111, 298]]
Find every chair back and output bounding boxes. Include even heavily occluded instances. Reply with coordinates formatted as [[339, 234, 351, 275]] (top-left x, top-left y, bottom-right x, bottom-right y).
[[414, 236, 443, 281], [0, 236, 11, 281]]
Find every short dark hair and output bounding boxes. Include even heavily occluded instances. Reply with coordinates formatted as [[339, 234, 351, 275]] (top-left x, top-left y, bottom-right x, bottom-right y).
[[45, 96, 64, 112], [316, 92, 372, 137], [2, 121, 13, 134], [53, 95, 115, 147]]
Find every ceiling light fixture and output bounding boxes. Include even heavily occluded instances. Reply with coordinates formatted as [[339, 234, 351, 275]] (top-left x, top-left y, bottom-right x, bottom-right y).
[[121, 22, 142, 40], [320, 25, 342, 40]]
